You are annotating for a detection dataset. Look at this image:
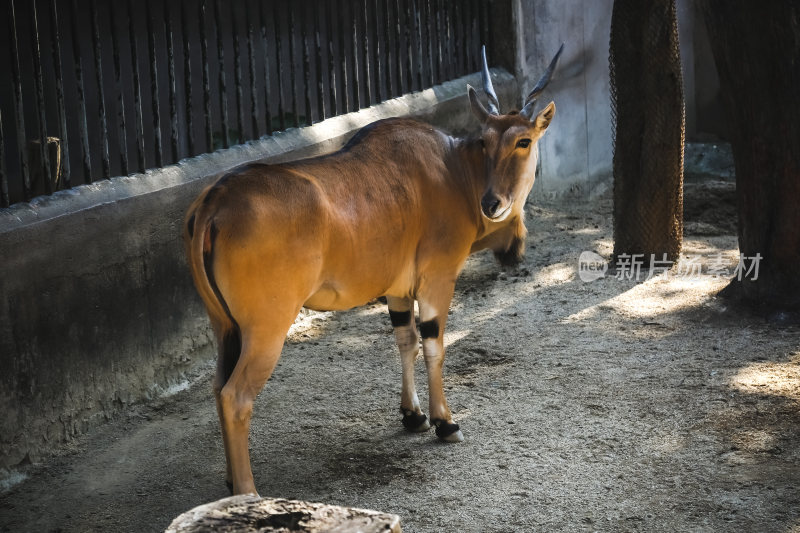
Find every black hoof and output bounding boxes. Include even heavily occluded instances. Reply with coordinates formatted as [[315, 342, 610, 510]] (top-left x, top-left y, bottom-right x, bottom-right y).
[[401, 408, 431, 432], [431, 418, 464, 442], [225, 480, 233, 494]]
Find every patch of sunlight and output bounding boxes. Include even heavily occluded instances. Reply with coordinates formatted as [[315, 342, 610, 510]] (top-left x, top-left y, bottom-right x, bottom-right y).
[[563, 273, 729, 323], [731, 352, 800, 401], [357, 302, 399, 317], [444, 328, 471, 348], [531, 262, 576, 287], [0, 469, 28, 494], [289, 309, 334, 338], [570, 227, 604, 236], [590, 238, 614, 257]]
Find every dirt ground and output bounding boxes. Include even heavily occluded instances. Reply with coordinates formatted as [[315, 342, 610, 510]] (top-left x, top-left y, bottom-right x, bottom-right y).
[[2, 153, 799, 532]]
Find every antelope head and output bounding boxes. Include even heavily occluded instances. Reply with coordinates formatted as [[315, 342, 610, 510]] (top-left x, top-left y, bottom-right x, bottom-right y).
[[468, 45, 563, 222]]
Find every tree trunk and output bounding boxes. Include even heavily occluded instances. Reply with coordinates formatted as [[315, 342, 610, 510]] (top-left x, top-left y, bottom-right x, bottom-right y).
[[610, 0, 685, 265], [702, 1, 800, 315]]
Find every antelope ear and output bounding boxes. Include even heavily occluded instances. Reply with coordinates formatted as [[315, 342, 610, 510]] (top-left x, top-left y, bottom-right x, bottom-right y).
[[534, 101, 556, 131], [467, 85, 489, 124]]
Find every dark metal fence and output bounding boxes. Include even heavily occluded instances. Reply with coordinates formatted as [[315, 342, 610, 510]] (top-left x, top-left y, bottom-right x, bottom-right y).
[[0, 0, 491, 207]]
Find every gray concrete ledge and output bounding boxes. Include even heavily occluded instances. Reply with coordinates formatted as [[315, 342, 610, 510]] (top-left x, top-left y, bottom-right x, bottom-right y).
[[0, 68, 516, 232], [0, 69, 518, 471]]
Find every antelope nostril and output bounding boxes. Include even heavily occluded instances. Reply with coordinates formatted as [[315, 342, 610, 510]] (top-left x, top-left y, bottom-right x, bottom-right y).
[[481, 195, 502, 217]]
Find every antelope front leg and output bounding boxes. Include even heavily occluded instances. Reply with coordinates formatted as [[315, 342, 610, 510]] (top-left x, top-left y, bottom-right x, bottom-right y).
[[387, 296, 430, 432], [417, 281, 464, 443]]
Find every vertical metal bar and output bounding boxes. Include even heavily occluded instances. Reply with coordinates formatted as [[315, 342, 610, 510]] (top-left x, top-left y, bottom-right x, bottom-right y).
[[50, 0, 71, 188], [247, 1, 260, 138], [383, 0, 394, 97], [464, 0, 473, 71], [462, 1, 469, 73], [147, 0, 163, 166], [482, 0, 491, 56], [478, 0, 485, 48], [9, 0, 31, 197], [181, 0, 195, 156], [71, 0, 91, 183], [464, 0, 468, 73], [230, 1, 244, 143], [273, 1, 286, 131], [362, 0, 372, 105], [109, 1, 128, 175], [314, 3, 326, 120], [258, 0, 273, 135], [350, 2, 361, 110], [288, 3, 300, 127], [445, 1, 454, 80], [214, 0, 230, 147], [31, 0, 53, 194], [199, 0, 213, 151], [425, 0, 434, 87], [128, 0, 146, 171], [470, 1, 477, 70], [452, 0, 461, 76], [338, 0, 350, 112], [90, 0, 109, 179], [326, 0, 337, 116], [413, 0, 423, 90], [0, 109, 9, 207], [164, 0, 179, 161], [405, 0, 414, 91], [394, 0, 404, 94], [436, 0, 444, 84], [372, 0, 382, 103], [464, 1, 472, 72], [301, 3, 313, 125], [457, 1, 463, 75]]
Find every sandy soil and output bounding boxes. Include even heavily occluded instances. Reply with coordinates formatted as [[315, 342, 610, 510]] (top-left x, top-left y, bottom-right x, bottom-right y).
[[1, 175, 799, 532]]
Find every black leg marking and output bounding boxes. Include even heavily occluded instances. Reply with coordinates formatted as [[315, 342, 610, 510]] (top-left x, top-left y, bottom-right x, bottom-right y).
[[494, 235, 525, 267], [221, 328, 242, 386], [389, 309, 412, 327], [401, 408, 430, 432], [431, 418, 461, 440], [419, 319, 439, 339], [186, 213, 196, 238], [225, 479, 233, 494]]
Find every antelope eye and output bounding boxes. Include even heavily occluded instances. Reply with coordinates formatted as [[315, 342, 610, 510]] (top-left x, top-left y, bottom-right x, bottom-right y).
[[516, 138, 531, 149]]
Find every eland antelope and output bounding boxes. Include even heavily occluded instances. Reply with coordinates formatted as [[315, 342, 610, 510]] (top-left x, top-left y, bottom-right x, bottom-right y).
[[184, 45, 562, 495]]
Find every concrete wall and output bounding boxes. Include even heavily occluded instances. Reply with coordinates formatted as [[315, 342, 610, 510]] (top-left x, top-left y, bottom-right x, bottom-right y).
[[0, 70, 517, 471], [503, 0, 725, 198], [508, 0, 615, 199]]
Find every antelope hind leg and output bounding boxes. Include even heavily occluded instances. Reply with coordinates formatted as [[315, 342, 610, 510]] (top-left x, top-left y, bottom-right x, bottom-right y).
[[218, 315, 297, 495]]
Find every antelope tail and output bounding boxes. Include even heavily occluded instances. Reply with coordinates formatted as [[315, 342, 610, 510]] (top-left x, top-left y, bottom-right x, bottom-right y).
[[184, 194, 236, 336]]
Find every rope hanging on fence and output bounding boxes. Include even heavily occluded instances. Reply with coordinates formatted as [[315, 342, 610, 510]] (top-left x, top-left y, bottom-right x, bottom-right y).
[[610, 0, 685, 265]]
